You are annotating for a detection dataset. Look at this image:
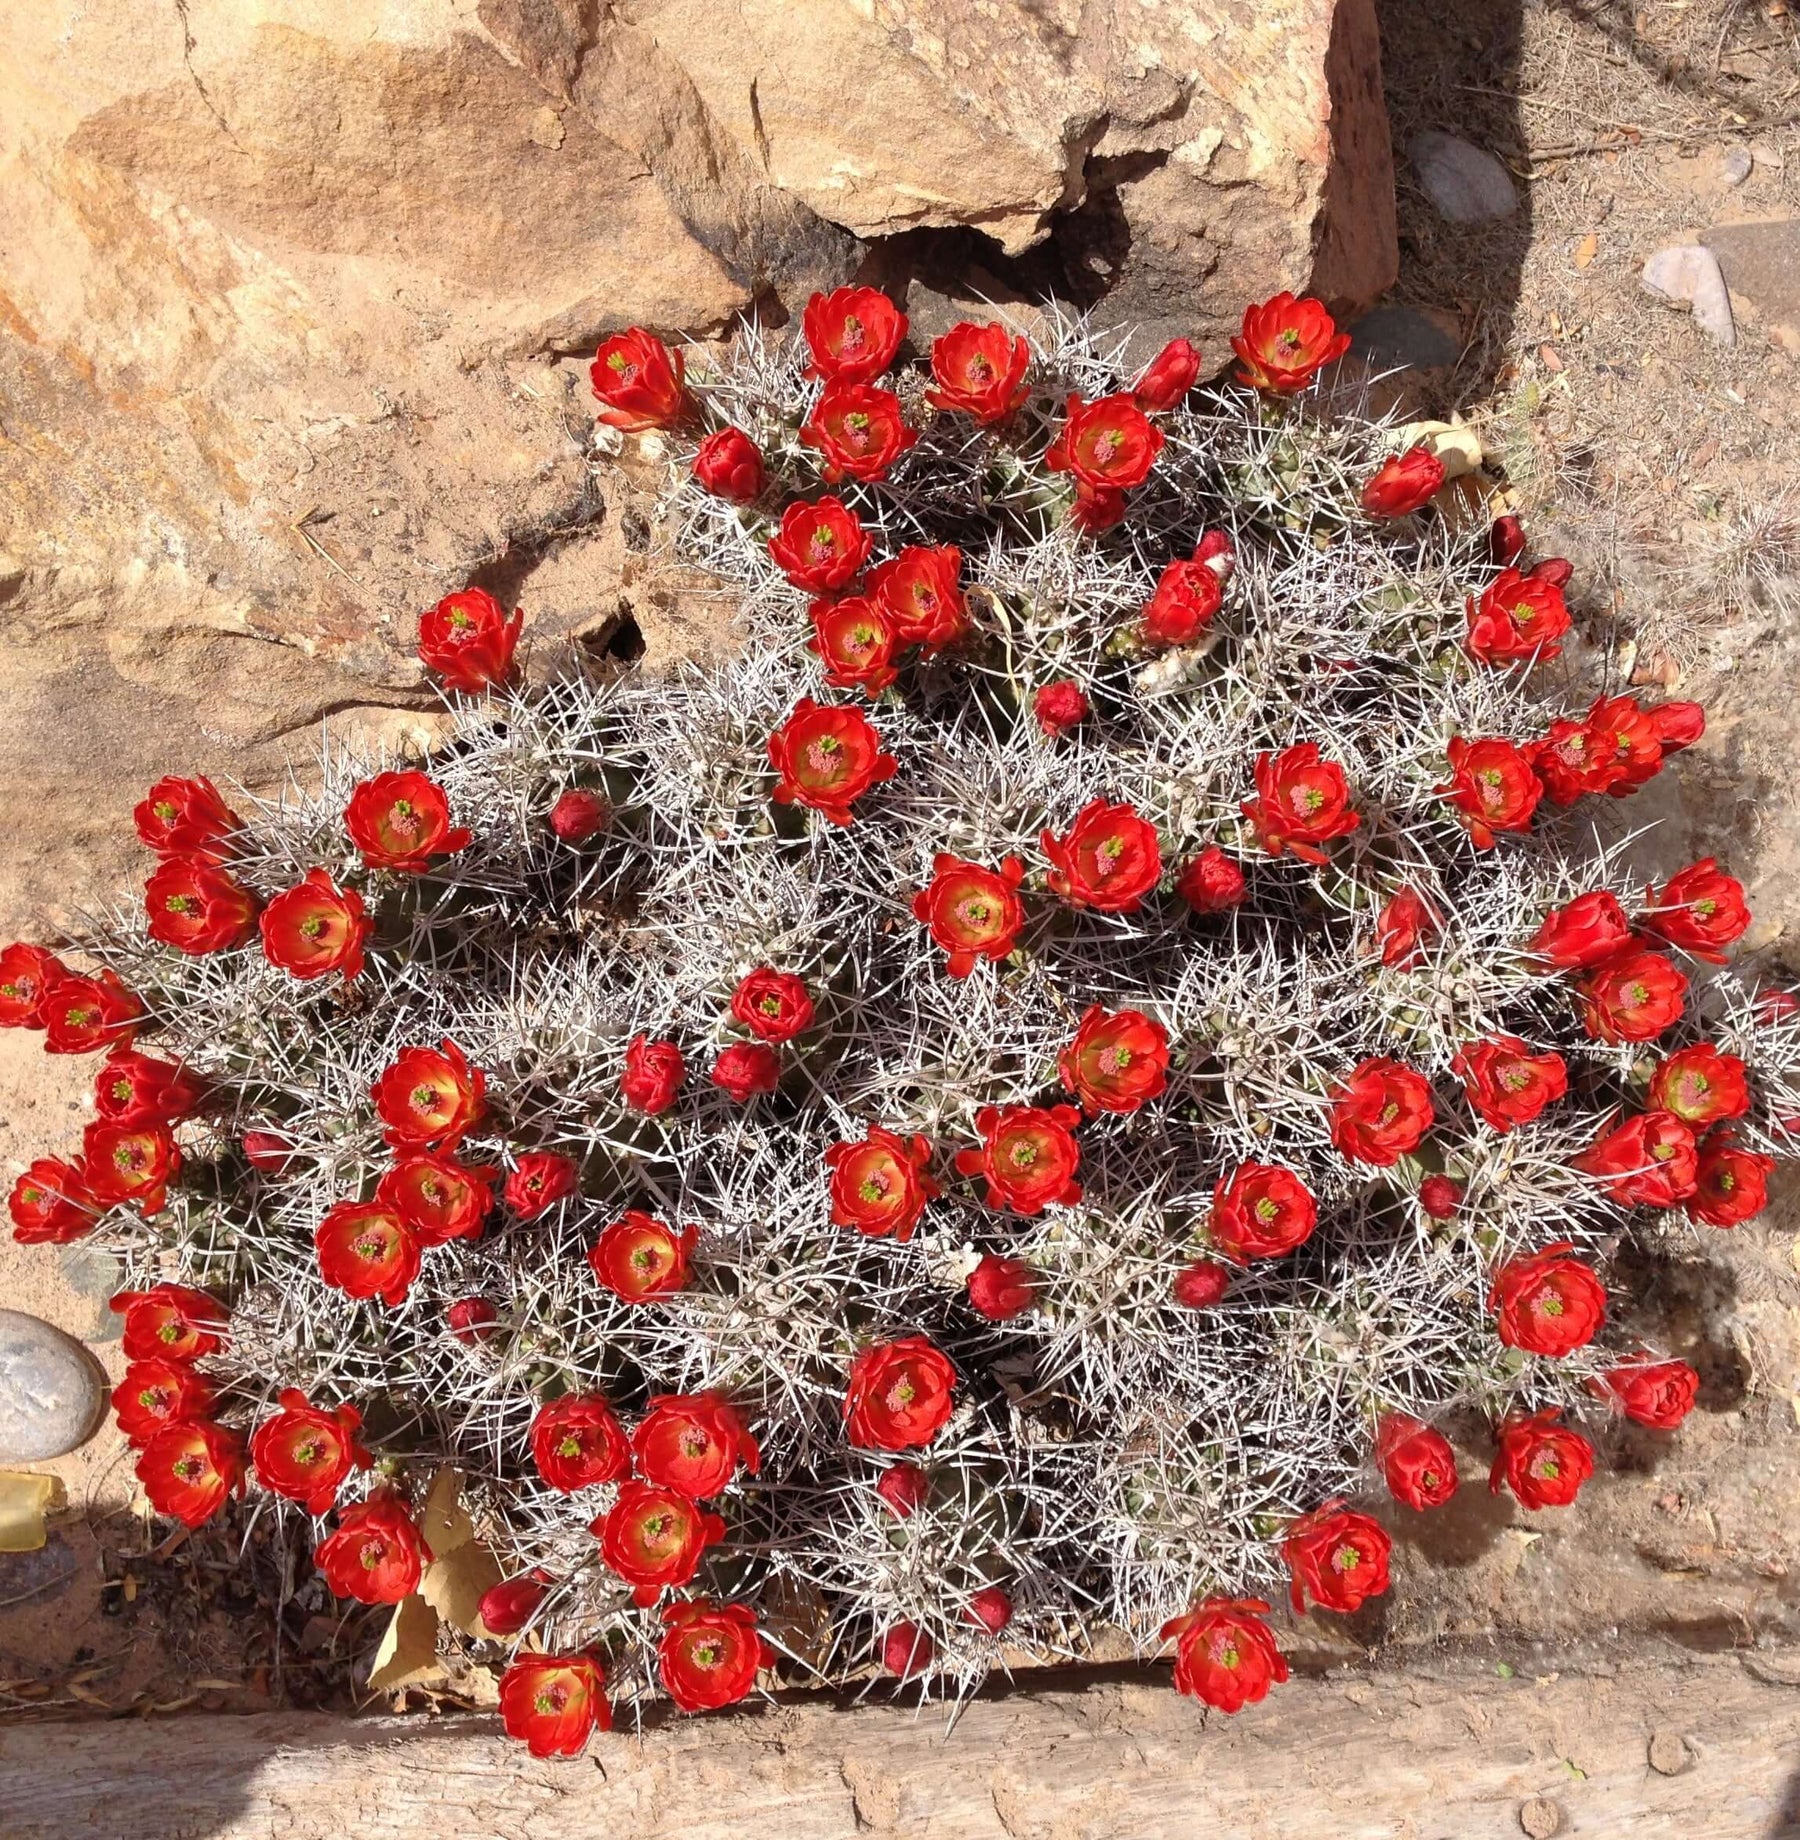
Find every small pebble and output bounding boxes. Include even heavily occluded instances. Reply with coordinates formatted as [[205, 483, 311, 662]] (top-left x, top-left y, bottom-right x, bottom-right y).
[[1647, 1729, 1691, 1776], [0, 1310, 108, 1463], [1719, 146, 1753, 187], [1519, 1796, 1563, 1839], [1641, 245, 1736, 347], [1411, 132, 1520, 224]]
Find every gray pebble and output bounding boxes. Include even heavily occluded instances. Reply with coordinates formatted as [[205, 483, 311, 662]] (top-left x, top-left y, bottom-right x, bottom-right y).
[[1719, 146, 1753, 188], [0, 1309, 108, 1462], [1641, 244, 1736, 347], [1348, 305, 1461, 371], [1411, 131, 1520, 224]]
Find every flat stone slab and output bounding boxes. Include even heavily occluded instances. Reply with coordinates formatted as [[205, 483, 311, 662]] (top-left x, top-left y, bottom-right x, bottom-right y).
[[1410, 131, 1519, 224], [1642, 244, 1736, 346], [1348, 305, 1462, 371], [1702, 218, 1800, 349], [0, 1309, 108, 1462]]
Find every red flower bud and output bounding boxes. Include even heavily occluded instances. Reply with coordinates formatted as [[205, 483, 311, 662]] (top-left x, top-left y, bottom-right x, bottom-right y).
[[1173, 1259, 1231, 1308], [882, 1620, 935, 1679], [1177, 845, 1247, 913], [1032, 680, 1089, 736], [1132, 336, 1201, 411], [1360, 445, 1446, 517], [1589, 1354, 1699, 1429], [1650, 700, 1705, 752], [1488, 514, 1527, 565], [477, 1570, 552, 1637], [1528, 890, 1634, 971], [966, 1253, 1038, 1322], [1375, 885, 1439, 968], [1139, 558, 1222, 648], [621, 1034, 684, 1114], [1418, 1175, 1464, 1219], [876, 1462, 930, 1517], [446, 1296, 500, 1345], [548, 789, 611, 844], [1231, 293, 1350, 394], [591, 328, 688, 431], [417, 586, 521, 694], [966, 1585, 1014, 1635], [692, 427, 766, 503], [711, 1040, 780, 1104], [505, 1150, 580, 1219]]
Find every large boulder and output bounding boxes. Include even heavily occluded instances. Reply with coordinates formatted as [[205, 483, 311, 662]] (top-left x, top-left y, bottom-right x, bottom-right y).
[[0, 0, 1394, 930]]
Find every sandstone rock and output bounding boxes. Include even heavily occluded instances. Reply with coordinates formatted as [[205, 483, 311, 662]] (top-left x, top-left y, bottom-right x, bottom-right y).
[[0, 1309, 107, 1463], [1642, 244, 1737, 347], [1410, 132, 1519, 225], [1703, 218, 1800, 355]]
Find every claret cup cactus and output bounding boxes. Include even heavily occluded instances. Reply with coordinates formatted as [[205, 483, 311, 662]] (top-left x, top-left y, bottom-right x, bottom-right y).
[[9, 286, 1797, 1743]]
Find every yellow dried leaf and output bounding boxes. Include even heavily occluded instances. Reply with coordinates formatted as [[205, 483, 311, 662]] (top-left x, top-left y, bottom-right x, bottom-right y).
[[1574, 234, 1599, 269], [421, 1539, 504, 1637], [368, 1594, 444, 1691], [419, 1465, 473, 1557], [0, 1471, 66, 1553], [1393, 418, 1484, 480]]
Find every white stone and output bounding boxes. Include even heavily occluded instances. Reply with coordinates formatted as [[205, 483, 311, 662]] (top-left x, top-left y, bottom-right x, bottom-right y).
[[1410, 132, 1519, 224], [0, 1310, 107, 1463], [1641, 244, 1737, 347]]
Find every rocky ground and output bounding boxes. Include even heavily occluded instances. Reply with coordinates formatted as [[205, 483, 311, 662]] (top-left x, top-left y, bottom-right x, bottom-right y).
[[3, 0, 1800, 1726]]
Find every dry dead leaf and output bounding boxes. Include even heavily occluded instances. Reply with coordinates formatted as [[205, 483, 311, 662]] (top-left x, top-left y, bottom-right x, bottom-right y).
[[0, 1472, 66, 1553], [1539, 344, 1564, 373], [368, 1594, 445, 1691], [421, 1539, 504, 1637], [1393, 418, 1484, 480], [419, 1465, 474, 1558], [1574, 234, 1599, 269]]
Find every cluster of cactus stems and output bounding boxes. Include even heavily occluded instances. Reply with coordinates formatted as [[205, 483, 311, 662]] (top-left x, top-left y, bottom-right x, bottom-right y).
[[9, 288, 1799, 1741]]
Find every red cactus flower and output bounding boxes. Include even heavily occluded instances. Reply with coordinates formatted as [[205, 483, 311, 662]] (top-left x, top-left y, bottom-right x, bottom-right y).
[[1419, 1175, 1464, 1219], [927, 321, 1031, 422], [315, 1490, 432, 1603], [730, 968, 815, 1044], [1489, 1409, 1593, 1509], [109, 1283, 227, 1364], [588, 1208, 697, 1302], [1044, 393, 1164, 491], [866, 545, 966, 651], [548, 789, 609, 844], [1438, 737, 1543, 849], [632, 1393, 761, 1500], [344, 770, 471, 874], [372, 1039, 484, 1150], [966, 1253, 1038, 1322], [692, 427, 766, 503], [1032, 680, 1089, 736], [883, 1621, 935, 1679], [1360, 445, 1446, 517], [416, 586, 521, 693], [1211, 1162, 1318, 1263], [112, 1357, 215, 1446], [809, 595, 898, 696], [530, 1395, 630, 1492], [1639, 858, 1750, 964], [590, 327, 689, 430], [955, 1103, 1083, 1214], [711, 1040, 780, 1103], [1231, 293, 1351, 394], [1488, 1242, 1607, 1356], [314, 1201, 420, 1308], [477, 1571, 551, 1637], [1162, 1597, 1290, 1712], [9, 1157, 99, 1244], [93, 1050, 204, 1127], [1283, 1503, 1392, 1615], [1178, 846, 1247, 913], [1132, 336, 1201, 411], [802, 286, 906, 384], [0, 943, 67, 1027], [1589, 1354, 1699, 1430], [1041, 799, 1162, 912], [505, 1150, 580, 1219], [1241, 744, 1359, 864], [876, 1462, 930, 1517], [621, 1034, 685, 1114], [1139, 558, 1223, 648], [135, 1420, 242, 1528], [1328, 1058, 1435, 1166], [1579, 694, 1666, 797], [145, 856, 259, 955], [1574, 1109, 1699, 1208], [825, 1127, 939, 1242], [134, 776, 241, 862], [41, 969, 142, 1055], [1651, 701, 1705, 751], [260, 870, 371, 982], [1452, 1035, 1569, 1133], [1173, 1259, 1231, 1308], [81, 1119, 178, 1214], [446, 1297, 500, 1345], [767, 497, 872, 593], [844, 1335, 957, 1452], [1528, 890, 1634, 971], [967, 1585, 1014, 1635], [802, 381, 918, 484], [1058, 1005, 1169, 1114], [1686, 1135, 1774, 1227], [912, 854, 1025, 976], [1465, 566, 1572, 665], [1533, 717, 1611, 806], [1577, 948, 1687, 1044], [376, 1152, 497, 1245], [499, 1653, 611, 1757], [1067, 482, 1128, 533], [251, 1388, 371, 1516], [1647, 1043, 1750, 1128], [1376, 1414, 1459, 1510], [1374, 885, 1440, 969], [659, 1599, 769, 1712], [594, 1481, 726, 1606], [767, 697, 897, 826]]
